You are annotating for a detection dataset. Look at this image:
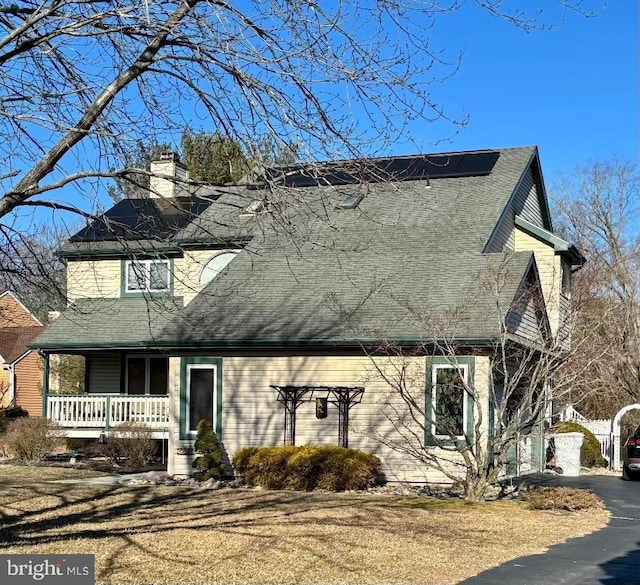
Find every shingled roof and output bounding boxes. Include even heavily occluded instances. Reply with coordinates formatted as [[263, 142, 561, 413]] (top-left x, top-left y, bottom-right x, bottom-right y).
[[0, 326, 44, 363], [32, 297, 184, 350], [34, 145, 548, 349]]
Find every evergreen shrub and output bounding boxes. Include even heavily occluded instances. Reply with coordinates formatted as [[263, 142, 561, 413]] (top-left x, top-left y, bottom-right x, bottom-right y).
[[232, 445, 381, 491], [192, 419, 225, 481]]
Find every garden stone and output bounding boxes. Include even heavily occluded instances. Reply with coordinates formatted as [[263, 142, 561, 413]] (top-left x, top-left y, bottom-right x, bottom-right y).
[[146, 470, 169, 481]]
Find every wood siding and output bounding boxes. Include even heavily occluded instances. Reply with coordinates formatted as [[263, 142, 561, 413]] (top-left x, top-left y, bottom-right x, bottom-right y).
[[13, 352, 43, 415], [66, 250, 237, 306], [486, 167, 546, 253], [169, 354, 492, 483], [507, 293, 543, 343], [173, 250, 236, 305], [512, 168, 544, 227], [66, 259, 121, 303], [87, 354, 121, 393], [514, 228, 561, 338]]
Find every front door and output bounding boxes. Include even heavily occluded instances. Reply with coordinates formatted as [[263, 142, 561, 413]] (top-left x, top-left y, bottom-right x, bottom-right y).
[[186, 364, 217, 433]]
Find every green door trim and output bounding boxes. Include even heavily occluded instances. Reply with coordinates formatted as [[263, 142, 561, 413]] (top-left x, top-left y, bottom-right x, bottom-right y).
[[179, 357, 222, 441]]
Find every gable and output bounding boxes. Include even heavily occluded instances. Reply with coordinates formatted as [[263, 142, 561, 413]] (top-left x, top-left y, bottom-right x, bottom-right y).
[[505, 261, 551, 345], [484, 151, 552, 254], [0, 292, 42, 328]]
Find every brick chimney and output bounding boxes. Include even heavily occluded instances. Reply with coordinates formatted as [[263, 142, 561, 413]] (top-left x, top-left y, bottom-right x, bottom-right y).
[[149, 151, 189, 198]]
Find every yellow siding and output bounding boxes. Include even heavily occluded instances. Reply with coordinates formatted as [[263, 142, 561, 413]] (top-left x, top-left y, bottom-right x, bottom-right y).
[[66, 259, 121, 303], [0, 368, 9, 408], [513, 227, 561, 337], [66, 251, 235, 306], [168, 354, 492, 483], [173, 250, 225, 305], [168, 356, 193, 476]]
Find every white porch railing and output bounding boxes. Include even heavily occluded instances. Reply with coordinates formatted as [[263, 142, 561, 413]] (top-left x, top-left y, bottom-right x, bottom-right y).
[[47, 395, 170, 430]]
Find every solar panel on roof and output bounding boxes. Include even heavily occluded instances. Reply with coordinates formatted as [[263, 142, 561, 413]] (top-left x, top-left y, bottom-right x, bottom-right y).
[[69, 196, 216, 242], [264, 151, 500, 188]]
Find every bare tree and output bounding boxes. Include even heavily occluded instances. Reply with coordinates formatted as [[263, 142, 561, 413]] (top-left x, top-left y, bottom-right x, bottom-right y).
[[0, 0, 596, 222], [331, 260, 597, 501], [553, 158, 640, 417]]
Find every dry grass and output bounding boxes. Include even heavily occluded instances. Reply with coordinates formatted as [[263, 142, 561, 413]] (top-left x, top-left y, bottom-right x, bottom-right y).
[[521, 486, 605, 512], [0, 462, 109, 484], [0, 469, 609, 585]]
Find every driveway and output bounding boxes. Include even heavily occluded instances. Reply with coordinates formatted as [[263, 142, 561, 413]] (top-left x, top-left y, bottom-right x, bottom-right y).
[[460, 474, 640, 585]]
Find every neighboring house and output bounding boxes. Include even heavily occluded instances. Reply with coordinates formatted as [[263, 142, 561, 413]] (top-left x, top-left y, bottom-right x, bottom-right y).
[[0, 291, 45, 415], [31, 147, 583, 481]]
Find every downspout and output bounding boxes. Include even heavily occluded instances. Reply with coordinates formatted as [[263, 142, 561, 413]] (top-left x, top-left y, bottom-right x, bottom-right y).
[[41, 352, 50, 417]]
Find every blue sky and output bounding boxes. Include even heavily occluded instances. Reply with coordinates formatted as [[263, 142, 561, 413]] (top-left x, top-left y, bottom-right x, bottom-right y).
[[397, 2, 638, 177], [7, 0, 636, 233]]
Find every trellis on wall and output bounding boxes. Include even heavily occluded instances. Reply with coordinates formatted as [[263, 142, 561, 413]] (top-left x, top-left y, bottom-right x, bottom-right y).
[[271, 385, 364, 448]]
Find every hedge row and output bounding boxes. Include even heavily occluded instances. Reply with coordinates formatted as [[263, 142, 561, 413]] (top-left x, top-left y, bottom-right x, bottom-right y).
[[232, 445, 381, 491]]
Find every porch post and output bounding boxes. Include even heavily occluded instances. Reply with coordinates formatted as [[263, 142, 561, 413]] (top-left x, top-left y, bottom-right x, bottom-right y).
[[41, 353, 50, 417]]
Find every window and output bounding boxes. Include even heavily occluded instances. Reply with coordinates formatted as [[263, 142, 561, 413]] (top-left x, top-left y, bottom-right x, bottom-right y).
[[125, 259, 170, 293], [199, 251, 239, 286], [126, 356, 168, 395], [187, 364, 217, 433], [432, 364, 468, 439]]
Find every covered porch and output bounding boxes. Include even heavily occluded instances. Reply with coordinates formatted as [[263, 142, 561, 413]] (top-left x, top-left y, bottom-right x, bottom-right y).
[[47, 394, 170, 438], [42, 351, 171, 439]]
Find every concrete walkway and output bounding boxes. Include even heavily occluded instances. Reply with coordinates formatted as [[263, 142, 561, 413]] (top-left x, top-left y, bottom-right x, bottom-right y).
[[460, 474, 640, 585], [50, 472, 149, 485]]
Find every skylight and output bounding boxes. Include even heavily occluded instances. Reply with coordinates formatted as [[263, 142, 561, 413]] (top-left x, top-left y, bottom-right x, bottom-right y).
[[336, 193, 364, 210], [240, 199, 266, 216]]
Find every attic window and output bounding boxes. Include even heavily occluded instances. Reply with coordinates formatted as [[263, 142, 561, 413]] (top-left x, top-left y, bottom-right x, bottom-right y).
[[199, 251, 239, 285], [336, 193, 363, 210]]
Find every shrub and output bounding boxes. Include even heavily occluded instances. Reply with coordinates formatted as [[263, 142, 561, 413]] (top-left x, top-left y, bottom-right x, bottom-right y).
[[0, 406, 28, 434], [552, 422, 606, 468], [232, 447, 259, 475], [192, 419, 225, 481], [1, 417, 63, 464], [232, 445, 381, 491], [521, 486, 604, 511], [102, 423, 156, 470], [65, 437, 90, 452]]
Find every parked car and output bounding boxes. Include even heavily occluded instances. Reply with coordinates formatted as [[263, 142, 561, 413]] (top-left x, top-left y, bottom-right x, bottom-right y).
[[622, 424, 640, 481]]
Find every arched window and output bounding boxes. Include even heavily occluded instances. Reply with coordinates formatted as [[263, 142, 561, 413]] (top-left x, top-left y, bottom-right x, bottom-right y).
[[199, 251, 238, 285]]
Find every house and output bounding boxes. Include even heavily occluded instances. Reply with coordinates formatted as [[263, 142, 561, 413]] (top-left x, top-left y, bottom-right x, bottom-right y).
[[31, 147, 583, 482], [0, 291, 45, 415]]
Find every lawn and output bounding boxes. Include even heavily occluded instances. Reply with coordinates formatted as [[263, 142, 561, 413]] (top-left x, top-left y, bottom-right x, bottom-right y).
[[0, 466, 609, 585], [0, 461, 109, 484]]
